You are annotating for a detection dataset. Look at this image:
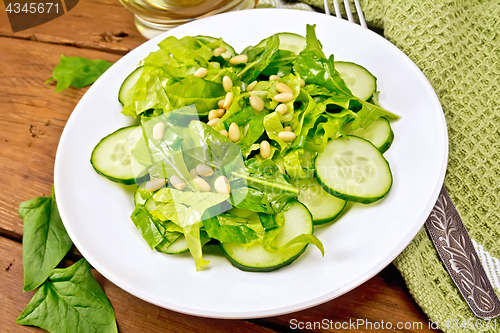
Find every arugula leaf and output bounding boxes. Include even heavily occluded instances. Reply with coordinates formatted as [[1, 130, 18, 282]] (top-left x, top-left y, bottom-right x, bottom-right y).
[[239, 35, 280, 82], [18, 187, 73, 291], [46, 55, 113, 93], [17, 259, 118, 333], [294, 25, 352, 96]]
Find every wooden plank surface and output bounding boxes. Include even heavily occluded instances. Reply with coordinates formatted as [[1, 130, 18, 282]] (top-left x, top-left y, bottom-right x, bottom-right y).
[[0, 0, 440, 331], [0, 237, 277, 333]]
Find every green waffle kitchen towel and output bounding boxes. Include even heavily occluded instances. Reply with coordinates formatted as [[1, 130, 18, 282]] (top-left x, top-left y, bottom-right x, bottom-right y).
[[257, 0, 500, 331]]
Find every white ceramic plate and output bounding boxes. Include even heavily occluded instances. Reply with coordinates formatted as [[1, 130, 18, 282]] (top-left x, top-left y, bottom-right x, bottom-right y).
[[54, 9, 448, 319]]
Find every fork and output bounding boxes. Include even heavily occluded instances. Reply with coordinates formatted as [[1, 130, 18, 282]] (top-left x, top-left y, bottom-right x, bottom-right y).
[[322, 0, 500, 319], [323, 0, 367, 28]]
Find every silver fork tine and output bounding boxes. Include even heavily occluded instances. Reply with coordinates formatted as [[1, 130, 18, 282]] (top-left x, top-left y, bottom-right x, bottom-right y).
[[353, 0, 367, 28], [328, 0, 368, 29], [343, 0, 355, 23], [323, 0, 330, 16], [331, 0, 341, 18]]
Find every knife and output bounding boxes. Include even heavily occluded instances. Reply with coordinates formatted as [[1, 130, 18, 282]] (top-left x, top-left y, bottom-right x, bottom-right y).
[[425, 185, 500, 319]]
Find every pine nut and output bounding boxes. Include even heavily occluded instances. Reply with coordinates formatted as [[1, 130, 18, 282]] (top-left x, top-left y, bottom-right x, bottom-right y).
[[213, 47, 226, 57], [196, 164, 214, 177], [153, 122, 165, 141], [269, 75, 280, 81], [194, 176, 211, 192], [218, 99, 225, 108], [214, 176, 230, 194], [229, 54, 248, 65], [145, 178, 166, 191], [220, 129, 229, 137], [207, 117, 220, 127], [260, 140, 271, 159], [300, 79, 305, 87], [223, 92, 233, 109], [249, 95, 264, 112], [228, 122, 240, 142], [284, 126, 292, 132], [274, 92, 294, 103], [190, 169, 198, 178], [169, 175, 185, 191], [246, 81, 257, 91], [208, 109, 225, 121], [276, 82, 292, 93], [278, 131, 296, 142], [278, 164, 284, 173], [194, 68, 208, 78], [276, 103, 288, 115], [222, 76, 233, 92]]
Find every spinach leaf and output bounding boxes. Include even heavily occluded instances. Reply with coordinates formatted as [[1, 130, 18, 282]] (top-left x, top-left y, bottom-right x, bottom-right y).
[[237, 112, 267, 157], [18, 187, 73, 291], [231, 159, 298, 214], [17, 259, 118, 333], [46, 55, 113, 93]]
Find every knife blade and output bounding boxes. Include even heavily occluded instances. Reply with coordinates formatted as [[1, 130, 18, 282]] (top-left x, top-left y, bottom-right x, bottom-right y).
[[425, 185, 500, 319]]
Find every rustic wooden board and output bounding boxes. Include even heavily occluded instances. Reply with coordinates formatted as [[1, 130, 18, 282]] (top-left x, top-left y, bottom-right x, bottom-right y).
[[0, 37, 121, 239], [0, 0, 146, 55], [0, 237, 277, 333]]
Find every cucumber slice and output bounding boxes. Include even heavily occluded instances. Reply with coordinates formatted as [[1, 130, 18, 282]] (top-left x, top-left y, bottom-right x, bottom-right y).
[[335, 61, 376, 101], [195, 35, 236, 59], [159, 236, 189, 254], [91, 126, 146, 185], [297, 178, 346, 225], [118, 66, 143, 105], [316, 136, 392, 204], [256, 32, 306, 54], [220, 202, 313, 272], [344, 117, 394, 153]]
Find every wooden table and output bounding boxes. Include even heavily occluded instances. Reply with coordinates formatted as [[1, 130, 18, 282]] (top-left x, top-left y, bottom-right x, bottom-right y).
[[0, 1, 440, 332]]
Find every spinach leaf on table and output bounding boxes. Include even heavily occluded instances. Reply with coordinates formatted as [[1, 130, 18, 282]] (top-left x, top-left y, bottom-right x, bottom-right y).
[[46, 55, 113, 93], [17, 259, 118, 333], [18, 187, 73, 291]]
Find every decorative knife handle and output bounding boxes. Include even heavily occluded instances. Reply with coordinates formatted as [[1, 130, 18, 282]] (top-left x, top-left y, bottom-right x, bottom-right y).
[[425, 185, 500, 319]]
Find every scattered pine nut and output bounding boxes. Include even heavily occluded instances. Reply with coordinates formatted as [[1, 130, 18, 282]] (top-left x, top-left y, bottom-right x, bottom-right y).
[[229, 54, 248, 65], [223, 92, 234, 109], [276, 82, 292, 93], [213, 47, 226, 57], [300, 79, 306, 87], [145, 178, 166, 191], [214, 176, 231, 194], [228, 122, 240, 142], [269, 75, 280, 81], [207, 117, 221, 127], [194, 68, 208, 78], [283, 126, 292, 132], [278, 131, 297, 142], [190, 169, 198, 178], [218, 99, 225, 108], [274, 92, 294, 103], [153, 122, 165, 141], [260, 140, 271, 159], [196, 164, 214, 177], [249, 95, 264, 112], [169, 175, 185, 191], [246, 81, 257, 91], [220, 129, 229, 137], [276, 104, 288, 115], [194, 176, 211, 192], [222, 76, 233, 92], [209, 109, 225, 121]]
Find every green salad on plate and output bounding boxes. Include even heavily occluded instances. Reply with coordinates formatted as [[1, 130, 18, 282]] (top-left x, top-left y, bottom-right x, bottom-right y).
[[90, 24, 399, 271]]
